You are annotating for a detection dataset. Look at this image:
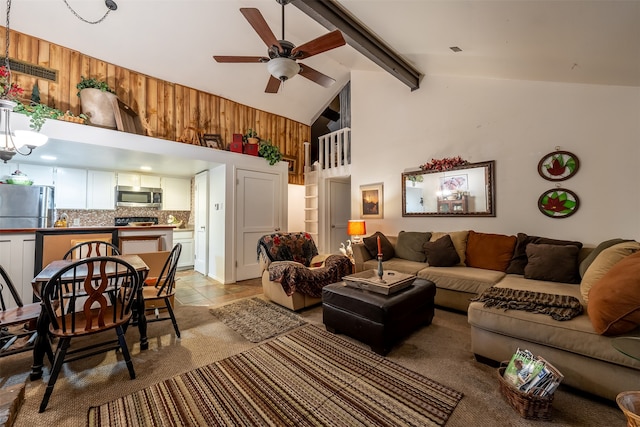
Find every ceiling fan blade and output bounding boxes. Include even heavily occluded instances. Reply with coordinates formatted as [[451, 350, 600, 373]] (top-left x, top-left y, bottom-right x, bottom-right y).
[[240, 8, 283, 53], [265, 75, 281, 93], [291, 30, 346, 59], [298, 63, 335, 88], [213, 56, 269, 63]]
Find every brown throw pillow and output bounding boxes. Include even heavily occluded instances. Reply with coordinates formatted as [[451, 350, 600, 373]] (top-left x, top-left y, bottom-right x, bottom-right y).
[[430, 230, 469, 265], [588, 251, 640, 335], [506, 233, 583, 275], [363, 231, 395, 261], [395, 231, 431, 262], [524, 243, 580, 283], [580, 241, 640, 303], [465, 230, 516, 272], [423, 234, 460, 267]]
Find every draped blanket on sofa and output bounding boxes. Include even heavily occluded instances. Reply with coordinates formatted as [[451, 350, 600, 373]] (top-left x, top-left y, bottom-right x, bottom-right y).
[[471, 287, 584, 321], [268, 255, 353, 298]]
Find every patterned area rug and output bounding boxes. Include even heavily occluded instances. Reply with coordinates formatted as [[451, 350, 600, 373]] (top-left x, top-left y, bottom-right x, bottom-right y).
[[88, 325, 463, 426], [208, 297, 307, 342]]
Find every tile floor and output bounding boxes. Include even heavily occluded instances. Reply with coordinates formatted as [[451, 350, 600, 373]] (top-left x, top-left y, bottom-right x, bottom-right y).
[[173, 269, 263, 307]]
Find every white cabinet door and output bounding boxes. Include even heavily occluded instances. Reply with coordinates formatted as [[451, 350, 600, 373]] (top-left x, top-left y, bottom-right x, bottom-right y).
[[173, 230, 194, 269], [16, 164, 55, 185], [141, 175, 161, 188], [161, 177, 191, 211], [117, 172, 161, 188], [55, 167, 87, 209], [87, 170, 115, 210]]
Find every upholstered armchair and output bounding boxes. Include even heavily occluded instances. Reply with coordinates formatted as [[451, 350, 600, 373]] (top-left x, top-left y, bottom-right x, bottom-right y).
[[257, 232, 352, 311]]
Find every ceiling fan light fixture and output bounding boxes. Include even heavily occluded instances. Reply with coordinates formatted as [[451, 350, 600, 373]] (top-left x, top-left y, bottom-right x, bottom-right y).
[[267, 57, 300, 81]]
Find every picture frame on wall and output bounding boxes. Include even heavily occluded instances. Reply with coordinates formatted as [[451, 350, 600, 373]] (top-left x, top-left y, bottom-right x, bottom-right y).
[[283, 156, 296, 174], [199, 134, 223, 149], [360, 183, 383, 219]]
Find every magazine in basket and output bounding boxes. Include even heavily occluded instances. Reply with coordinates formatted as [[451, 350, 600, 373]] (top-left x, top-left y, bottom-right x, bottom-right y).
[[342, 270, 416, 295], [503, 348, 564, 396]]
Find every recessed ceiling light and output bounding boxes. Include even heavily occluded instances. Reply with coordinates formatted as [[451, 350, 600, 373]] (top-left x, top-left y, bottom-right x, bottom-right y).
[[140, 166, 152, 171], [450, 46, 462, 53], [40, 155, 57, 161]]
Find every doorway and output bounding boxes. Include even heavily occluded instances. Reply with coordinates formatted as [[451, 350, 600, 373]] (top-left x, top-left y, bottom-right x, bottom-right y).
[[328, 177, 351, 254], [194, 171, 208, 275]]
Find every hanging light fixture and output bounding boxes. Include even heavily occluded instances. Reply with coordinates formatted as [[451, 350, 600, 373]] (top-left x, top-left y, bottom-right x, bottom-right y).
[[0, 0, 48, 163]]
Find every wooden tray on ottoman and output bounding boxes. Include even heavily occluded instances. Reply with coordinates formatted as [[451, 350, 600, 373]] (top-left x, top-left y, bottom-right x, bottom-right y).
[[343, 270, 416, 295]]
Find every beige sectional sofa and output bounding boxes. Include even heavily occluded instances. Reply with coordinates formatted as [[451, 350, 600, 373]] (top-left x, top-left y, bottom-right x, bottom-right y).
[[353, 230, 640, 401]]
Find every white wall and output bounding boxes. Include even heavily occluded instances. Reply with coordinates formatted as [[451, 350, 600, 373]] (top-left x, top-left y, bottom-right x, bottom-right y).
[[350, 71, 640, 246], [288, 184, 305, 232]]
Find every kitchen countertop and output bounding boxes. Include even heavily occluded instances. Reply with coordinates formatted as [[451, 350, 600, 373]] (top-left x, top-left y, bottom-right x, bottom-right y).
[[0, 225, 178, 233]]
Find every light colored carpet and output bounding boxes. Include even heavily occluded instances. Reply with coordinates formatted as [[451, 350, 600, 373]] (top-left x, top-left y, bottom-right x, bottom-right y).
[[208, 297, 307, 342], [3, 296, 626, 426], [88, 324, 462, 426]]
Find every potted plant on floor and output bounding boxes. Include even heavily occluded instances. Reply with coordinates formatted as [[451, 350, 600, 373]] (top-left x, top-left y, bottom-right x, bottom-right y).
[[76, 76, 118, 129]]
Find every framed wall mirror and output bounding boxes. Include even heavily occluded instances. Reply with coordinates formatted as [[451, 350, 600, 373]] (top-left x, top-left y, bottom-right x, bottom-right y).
[[402, 160, 495, 217]]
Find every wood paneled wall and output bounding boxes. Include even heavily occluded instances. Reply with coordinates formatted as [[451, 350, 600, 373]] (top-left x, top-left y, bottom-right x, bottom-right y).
[[2, 27, 309, 184]]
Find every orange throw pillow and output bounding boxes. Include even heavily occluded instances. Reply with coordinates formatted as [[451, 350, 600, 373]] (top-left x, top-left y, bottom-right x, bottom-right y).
[[588, 251, 640, 335], [465, 230, 516, 272]]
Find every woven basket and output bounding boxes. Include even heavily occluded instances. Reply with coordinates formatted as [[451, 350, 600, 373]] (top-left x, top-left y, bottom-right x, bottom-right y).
[[617, 391, 640, 427], [497, 366, 553, 420]]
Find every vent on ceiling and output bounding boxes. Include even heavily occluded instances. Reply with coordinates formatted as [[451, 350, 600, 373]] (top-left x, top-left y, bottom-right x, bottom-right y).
[[0, 57, 58, 82]]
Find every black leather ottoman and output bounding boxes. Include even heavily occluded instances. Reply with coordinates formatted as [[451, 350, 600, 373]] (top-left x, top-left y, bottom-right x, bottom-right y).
[[322, 279, 436, 355]]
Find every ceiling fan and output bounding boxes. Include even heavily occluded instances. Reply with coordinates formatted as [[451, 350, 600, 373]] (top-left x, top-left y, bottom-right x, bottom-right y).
[[213, 0, 346, 93]]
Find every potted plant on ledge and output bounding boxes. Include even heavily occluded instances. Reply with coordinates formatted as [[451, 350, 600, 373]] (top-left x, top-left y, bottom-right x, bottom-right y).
[[76, 76, 118, 129], [258, 139, 283, 165]]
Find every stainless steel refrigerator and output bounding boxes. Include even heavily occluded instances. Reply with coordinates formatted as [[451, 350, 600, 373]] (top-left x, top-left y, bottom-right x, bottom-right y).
[[0, 185, 54, 228]]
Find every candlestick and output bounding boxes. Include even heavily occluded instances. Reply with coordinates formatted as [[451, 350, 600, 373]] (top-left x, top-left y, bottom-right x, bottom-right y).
[[377, 235, 382, 256], [377, 254, 384, 281]]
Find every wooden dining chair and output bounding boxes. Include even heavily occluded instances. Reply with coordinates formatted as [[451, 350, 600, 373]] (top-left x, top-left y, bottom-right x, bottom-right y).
[[142, 243, 182, 338], [62, 240, 121, 260], [38, 256, 141, 412], [0, 265, 50, 360]]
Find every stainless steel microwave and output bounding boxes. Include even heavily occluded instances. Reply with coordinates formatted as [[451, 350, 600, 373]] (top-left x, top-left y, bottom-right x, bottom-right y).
[[115, 186, 162, 208]]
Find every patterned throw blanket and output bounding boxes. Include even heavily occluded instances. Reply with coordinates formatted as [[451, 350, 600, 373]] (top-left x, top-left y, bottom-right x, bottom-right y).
[[257, 232, 319, 267], [470, 287, 584, 321], [268, 255, 353, 298]]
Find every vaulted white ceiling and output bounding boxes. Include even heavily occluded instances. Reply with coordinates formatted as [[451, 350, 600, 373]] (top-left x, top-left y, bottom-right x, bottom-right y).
[[8, 0, 640, 127]]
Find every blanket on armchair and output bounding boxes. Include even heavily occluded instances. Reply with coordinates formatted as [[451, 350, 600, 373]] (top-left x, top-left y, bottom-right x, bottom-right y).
[[471, 287, 583, 321], [257, 232, 319, 267], [268, 255, 353, 298]]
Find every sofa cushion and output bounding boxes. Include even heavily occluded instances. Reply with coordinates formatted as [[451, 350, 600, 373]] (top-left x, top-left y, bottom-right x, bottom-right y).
[[578, 238, 632, 278], [580, 241, 640, 303], [423, 234, 460, 267], [395, 231, 431, 262], [506, 233, 583, 275], [363, 232, 395, 261], [524, 243, 581, 283], [465, 230, 516, 272], [429, 230, 469, 265], [418, 266, 504, 295], [588, 251, 640, 336]]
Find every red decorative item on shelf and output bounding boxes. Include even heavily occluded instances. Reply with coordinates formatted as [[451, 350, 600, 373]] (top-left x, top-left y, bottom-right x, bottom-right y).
[[243, 143, 259, 156], [230, 141, 243, 153], [232, 133, 243, 143]]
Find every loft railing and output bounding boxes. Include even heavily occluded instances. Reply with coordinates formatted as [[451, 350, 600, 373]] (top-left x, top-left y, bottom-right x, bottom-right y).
[[310, 127, 351, 173]]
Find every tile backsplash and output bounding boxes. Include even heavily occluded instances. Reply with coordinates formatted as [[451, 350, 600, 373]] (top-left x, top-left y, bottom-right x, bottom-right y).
[[56, 207, 191, 228]]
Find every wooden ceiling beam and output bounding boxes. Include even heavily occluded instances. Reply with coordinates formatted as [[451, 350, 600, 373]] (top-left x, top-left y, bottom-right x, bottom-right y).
[[292, 0, 422, 91]]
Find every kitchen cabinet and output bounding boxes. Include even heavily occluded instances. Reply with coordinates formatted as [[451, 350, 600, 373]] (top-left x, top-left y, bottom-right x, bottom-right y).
[[0, 233, 36, 307], [161, 176, 191, 211], [173, 229, 194, 269], [117, 172, 161, 188], [86, 170, 115, 210], [54, 167, 87, 209]]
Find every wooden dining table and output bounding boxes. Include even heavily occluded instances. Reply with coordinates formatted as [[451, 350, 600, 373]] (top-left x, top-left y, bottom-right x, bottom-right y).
[[29, 254, 150, 380]]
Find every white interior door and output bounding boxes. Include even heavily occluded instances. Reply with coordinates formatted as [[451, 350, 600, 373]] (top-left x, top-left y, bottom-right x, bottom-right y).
[[194, 171, 208, 274], [329, 178, 351, 253], [236, 169, 281, 280]]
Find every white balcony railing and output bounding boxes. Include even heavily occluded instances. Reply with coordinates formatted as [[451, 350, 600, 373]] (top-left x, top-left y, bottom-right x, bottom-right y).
[[315, 127, 351, 174]]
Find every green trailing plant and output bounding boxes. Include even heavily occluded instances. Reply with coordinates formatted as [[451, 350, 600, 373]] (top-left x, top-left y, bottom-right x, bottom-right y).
[[13, 102, 64, 131], [258, 139, 283, 165], [76, 75, 115, 97]]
